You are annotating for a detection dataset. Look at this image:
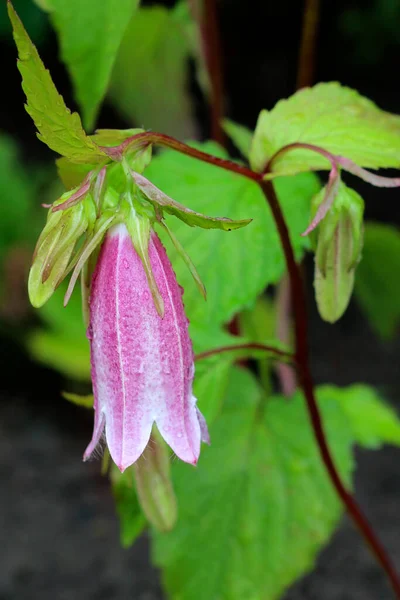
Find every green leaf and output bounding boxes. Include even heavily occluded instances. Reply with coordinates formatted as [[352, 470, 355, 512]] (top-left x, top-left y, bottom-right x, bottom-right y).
[[109, 4, 197, 139], [144, 141, 320, 328], [27, 285, 90, 380], [354, 222, 400, 339], [223, 119, 253, 160], [111, 466, 147, 548], [0, 134, 37, 259], [45, 0, 139, 130], [325, 384, 400, 449], [8, 2, 105, 163], [153, 373, 400, 600], [250, 82, 400, 176]]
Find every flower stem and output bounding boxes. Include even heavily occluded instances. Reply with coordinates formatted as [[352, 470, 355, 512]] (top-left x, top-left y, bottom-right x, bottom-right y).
[[296, 0, 320, 89], [195, 342, 293, 363]]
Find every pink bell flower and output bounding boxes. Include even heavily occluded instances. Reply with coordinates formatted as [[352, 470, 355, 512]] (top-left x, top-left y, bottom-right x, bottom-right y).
[[84, 223, 209, 472]]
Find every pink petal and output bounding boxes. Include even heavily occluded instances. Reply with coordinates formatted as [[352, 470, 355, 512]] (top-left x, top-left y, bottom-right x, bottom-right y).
[[85, 223, 202, 471]]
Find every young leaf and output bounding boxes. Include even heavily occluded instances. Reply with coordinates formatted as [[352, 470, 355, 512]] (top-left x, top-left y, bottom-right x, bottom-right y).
[[250, 82, 400, 175], [44, 0, 140, 130], [144, 142, 320, 328], [354, 222, 400, 339], [109, 4, 197, 140], [153, 371, 400, 600], [8, 2, 106, 163]]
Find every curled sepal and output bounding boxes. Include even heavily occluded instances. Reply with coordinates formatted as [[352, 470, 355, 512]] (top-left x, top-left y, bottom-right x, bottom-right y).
[[125, 211, 164, 317], [28, 201, 91, 308], [130, 170, 252, 231], [63, 211, 116, 307], [302, 166, 340, 236], [159, 220, 206, 300], [314, 181, 364, 323], [84, 223, 209, 471], [133, 426, 177, 532]]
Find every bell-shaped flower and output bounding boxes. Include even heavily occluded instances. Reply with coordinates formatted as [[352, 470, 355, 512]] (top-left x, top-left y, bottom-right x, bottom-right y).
[[84, 221, 209, 471]]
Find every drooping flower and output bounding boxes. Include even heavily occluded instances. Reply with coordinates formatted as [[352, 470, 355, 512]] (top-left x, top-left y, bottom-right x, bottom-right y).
[[26, 136, 250, 471], [84, 222, 209, 471]]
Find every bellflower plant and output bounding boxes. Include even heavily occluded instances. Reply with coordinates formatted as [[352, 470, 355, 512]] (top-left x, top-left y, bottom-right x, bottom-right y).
[[9, 1, 400, 597]]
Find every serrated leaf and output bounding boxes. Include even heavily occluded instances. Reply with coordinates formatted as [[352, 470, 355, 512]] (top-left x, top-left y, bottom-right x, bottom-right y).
[[354, 222, 400, 339], [109, 4, 197, 139], [223, 119, 253, 160], [250, 82, 400, 176], [144, 141, 320, 328], [45, 0, 139, 130], [8, 2, 106, 163], [153, 373, 400, 600], [111, 466, 147, 548]]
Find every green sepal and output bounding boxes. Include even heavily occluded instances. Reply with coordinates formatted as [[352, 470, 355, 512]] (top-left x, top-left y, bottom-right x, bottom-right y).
[[158, 220, 206, 300], [124, 206, 164, 317], [133, 426, 177, 532], [131, 170, 252, 231]]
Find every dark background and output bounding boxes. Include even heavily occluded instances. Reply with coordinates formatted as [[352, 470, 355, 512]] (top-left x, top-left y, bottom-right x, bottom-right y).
[[1, 0, 400, 598]]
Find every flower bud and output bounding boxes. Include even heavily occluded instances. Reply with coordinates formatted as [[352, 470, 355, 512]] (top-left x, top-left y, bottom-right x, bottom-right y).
[[133, 426, 177, 532], [314, 182, 364, 323], [28, 198, 93, 307]]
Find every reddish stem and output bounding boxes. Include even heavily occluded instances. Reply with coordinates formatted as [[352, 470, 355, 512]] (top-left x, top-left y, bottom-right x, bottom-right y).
[[104, 130, 400, 595], [100, 132, 259, 181], [201, 0, 226, 145], [195, 342, 293, 363], [296, 0, 320, 89], [260, 179, 400, 599]]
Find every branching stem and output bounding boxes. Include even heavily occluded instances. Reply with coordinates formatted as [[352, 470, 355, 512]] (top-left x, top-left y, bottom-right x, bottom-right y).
[[123, 131, 400, 597]]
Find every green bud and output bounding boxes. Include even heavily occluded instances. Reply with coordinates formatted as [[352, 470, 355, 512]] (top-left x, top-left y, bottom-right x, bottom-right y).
[[28, 198, 93, 308], [133, 426, 177, 532], [314, 182, 364, 323]]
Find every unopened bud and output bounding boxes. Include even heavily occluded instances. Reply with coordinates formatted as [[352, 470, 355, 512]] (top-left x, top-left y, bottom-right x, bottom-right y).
[[314, 182, 364, 323], [133, 427, 177, 532], [28, 197, 94, 307]]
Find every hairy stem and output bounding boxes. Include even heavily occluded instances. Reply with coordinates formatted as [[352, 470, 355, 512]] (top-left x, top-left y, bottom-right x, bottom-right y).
[[260, 179, 400, 599]]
